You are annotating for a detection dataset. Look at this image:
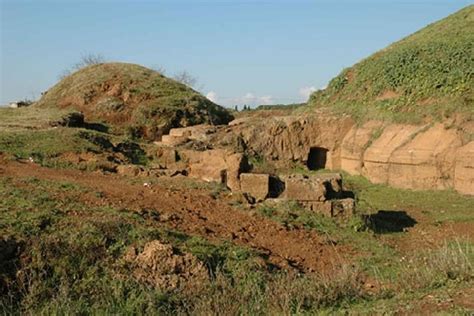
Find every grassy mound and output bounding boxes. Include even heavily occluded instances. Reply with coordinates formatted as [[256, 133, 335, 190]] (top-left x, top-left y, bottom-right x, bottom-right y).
[[35, 63, 233, 139], [309, 5, 474, 124]]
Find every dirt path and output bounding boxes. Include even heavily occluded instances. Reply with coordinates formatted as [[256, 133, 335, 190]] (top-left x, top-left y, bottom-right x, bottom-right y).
[[0, 159, 349, 272]]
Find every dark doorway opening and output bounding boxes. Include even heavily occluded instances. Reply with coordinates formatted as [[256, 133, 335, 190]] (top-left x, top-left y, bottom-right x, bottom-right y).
[[307, 147, 328, 170]]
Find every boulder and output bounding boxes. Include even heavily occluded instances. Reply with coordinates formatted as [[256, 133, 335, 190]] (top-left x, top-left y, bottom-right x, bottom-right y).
[[240, 173, 270, 202], [226, 153, 248, 191]]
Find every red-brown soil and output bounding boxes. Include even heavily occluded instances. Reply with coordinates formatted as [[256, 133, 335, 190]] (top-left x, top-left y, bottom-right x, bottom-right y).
[[0, 158, 349, 272]]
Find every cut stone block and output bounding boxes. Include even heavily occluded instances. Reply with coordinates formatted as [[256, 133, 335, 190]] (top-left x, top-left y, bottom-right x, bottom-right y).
[[331, 198, 356, 218], [240, 173, 269, 202], [283, 174, 327, 201], [299, 198, 355, 218], [299, 201, 332, 217]]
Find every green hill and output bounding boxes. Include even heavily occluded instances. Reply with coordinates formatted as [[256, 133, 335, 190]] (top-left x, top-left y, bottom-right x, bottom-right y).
[[35, 63, 233, 139], [309, 5, 474, 123]]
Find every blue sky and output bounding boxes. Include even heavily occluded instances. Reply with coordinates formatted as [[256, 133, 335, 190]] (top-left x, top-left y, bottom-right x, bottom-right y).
[[0, 0, 471, 107]]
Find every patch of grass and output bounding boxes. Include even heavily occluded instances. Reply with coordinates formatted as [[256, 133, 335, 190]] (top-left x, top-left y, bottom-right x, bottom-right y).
[[0, 107, 72, 132], [0, 128, 109, 162], [344, 174, 474, 224], [0, 127, 152, 170], [397, 240, 473, 290], [248, 154, 278, 175]]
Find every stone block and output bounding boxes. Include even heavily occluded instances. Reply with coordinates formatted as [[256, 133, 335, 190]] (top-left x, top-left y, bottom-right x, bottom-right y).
[[283, 174, 326, 201], [331, 198, 355, 218], [240, 173, 269, 202]]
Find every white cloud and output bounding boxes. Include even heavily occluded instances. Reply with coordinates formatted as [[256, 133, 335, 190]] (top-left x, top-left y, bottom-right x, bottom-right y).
[[238, 92, 274, 106], [205, 91, 276, 108], [242, 92, 255, 103], [260, 95, 274, 104], [206, 91, 218, 103], [298, 86, 317, 100]]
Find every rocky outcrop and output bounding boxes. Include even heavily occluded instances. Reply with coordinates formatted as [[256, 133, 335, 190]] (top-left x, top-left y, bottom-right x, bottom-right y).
[[234, 114, 354, 169], [230, 114, 473, 195], [150, 113, 473, 195]]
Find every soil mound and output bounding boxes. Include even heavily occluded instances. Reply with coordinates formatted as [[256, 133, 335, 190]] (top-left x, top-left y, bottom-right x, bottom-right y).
[[35, 63, 233, 139], [125, 240, 208, 292]]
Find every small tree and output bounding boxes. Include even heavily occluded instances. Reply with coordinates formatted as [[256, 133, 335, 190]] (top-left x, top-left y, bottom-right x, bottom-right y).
[[173, 70, 198, 88], [151, 65, 167, 75], [59, 53, 106, 79]]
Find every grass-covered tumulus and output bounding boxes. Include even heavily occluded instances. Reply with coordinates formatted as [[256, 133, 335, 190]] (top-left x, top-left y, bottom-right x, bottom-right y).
[[308, 5, 474, 124], [34, 62, 233, 139]]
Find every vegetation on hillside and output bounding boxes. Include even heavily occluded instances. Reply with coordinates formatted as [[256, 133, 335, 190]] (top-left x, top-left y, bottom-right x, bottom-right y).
[[309, 5, 474, 124], [35, 63, 233, 139]]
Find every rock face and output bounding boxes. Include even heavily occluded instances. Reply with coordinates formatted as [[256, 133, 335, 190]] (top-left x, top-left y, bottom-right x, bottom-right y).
[[240, 173, 269, 202], [148, 113, 473, 195], [387, 124, 462, 190], [125, 240, 208, 292], [340, 121, 384, 175], [362, 124, 427, 184], [234, 114, 354, 169], [231, 114, 473, 195], [455, 141, 474, 195]]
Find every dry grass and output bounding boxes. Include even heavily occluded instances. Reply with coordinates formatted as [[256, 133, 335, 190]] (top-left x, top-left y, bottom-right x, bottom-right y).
[[187, 264, 365, 315], [397, 240, 473, 291]]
